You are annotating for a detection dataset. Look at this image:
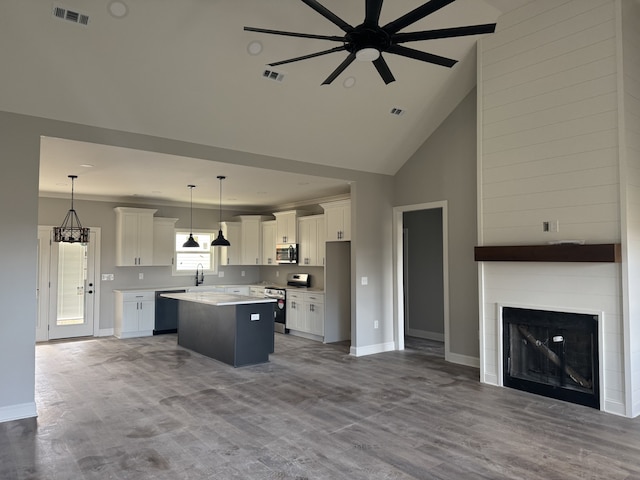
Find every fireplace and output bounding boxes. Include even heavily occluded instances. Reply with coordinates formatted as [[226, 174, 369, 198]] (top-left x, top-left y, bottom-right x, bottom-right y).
[[502, 307, 599, 409]]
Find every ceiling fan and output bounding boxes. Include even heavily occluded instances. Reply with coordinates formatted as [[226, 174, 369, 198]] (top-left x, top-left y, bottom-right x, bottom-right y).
[[244, 0, 496, 85]]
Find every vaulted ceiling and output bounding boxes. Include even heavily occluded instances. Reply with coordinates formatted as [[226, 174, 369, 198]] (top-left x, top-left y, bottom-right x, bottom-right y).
[[1, 0, 530, 207]]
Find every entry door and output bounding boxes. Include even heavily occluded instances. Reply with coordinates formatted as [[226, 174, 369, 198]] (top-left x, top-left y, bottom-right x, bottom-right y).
[[37, 227, 97, 340]]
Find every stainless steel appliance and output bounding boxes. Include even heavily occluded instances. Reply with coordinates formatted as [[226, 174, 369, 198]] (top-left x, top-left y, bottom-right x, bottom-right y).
[[264, 286, 287, 334], [154, 289, 186, 334], [276, 243, 298, 264], [286, 273, 310, 288]]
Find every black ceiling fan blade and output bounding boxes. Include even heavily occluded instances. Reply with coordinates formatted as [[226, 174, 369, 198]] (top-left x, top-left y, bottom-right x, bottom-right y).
[[387, 44, 457, 67], [244, 26, 344, 42], [269, 46, 347, 67], [365, 0, 384, 26], [372, 56, 395, 84], [321, 52, 356, 85], [301, 0, 353, 33], [393, 23, 496, 43], [384, 0, 456, 34]]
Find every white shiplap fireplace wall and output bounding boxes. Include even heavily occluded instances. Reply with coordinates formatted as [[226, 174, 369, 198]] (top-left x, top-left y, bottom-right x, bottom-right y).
[[477, 0, 640, 417]]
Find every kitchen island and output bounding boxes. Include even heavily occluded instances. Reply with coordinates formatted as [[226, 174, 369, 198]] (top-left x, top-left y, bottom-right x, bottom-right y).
[[160, 292, 276, 367]]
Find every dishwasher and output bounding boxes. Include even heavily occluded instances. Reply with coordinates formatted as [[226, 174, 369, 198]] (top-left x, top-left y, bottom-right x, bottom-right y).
[[154, 289, 186, 334]]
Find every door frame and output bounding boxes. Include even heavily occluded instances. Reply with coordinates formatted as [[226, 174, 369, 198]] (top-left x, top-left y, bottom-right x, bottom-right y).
[[37, 226, 101, 341], [392, 201, 449, 359]]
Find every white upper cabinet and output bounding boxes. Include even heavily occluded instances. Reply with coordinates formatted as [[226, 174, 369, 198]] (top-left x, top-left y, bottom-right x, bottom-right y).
[[320, 200, 351, 241], [152, 217, 178, 266], [298, 215, 325, 266], [274, 210, 304, 244], [219, 221, 241, 265], [262, 220, 277, 266], [114, 207, 157, 266], [239, 215, 273, 265]]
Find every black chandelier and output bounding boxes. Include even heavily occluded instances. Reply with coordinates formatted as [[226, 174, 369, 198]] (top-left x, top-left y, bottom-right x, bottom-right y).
[[183, 184, 200, 248], [54, 175, 90, 243]]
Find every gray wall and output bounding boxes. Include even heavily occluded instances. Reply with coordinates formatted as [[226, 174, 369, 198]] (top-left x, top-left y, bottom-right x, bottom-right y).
[[0, 109, 394, 419], [404, 208, 444, 337], [394, 88, 479, 358]]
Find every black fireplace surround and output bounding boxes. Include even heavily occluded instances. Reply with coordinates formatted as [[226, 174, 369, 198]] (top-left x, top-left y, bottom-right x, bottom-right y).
[[503, 307, 599, 409]]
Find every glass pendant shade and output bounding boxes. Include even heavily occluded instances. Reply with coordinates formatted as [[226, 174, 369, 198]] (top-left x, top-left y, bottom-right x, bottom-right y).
[[183, 185, 200, 248], [54, 175, 90, 244], [211, 175, 230, 247]]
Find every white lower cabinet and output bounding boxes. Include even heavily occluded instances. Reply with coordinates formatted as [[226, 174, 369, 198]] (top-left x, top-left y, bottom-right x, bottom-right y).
[[287, 291, 324, 339], [114, 291, 155, 338]]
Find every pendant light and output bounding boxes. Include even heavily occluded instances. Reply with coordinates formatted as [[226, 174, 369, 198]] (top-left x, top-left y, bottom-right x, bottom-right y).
[[211, 175, 230, 247], [182, 185, 200, 248], [54, 175, 90, 244]]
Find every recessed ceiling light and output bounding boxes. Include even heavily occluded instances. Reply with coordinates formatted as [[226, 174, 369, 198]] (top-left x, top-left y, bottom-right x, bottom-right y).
[[80, 163, 94, 168], [107, 1, 128, 18], [247, 41, 263, 56], [343, 76, 356, 88]]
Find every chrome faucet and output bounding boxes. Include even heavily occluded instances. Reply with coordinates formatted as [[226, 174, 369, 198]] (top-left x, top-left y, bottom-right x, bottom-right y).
[[195, 263, 204, 286]]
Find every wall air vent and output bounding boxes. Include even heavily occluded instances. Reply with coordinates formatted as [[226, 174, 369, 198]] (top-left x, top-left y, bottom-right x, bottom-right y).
[[53, 6, 89, 26], [390, 107, 405, 116], [262, 69, 284, 82]]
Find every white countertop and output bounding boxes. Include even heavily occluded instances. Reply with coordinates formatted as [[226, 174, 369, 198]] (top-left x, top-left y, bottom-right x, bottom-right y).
[[160, 292, 277, 306]]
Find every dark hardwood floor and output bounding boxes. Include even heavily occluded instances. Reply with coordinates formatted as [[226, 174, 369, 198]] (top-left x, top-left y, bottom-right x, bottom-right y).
[[2, 333, 640, 479]]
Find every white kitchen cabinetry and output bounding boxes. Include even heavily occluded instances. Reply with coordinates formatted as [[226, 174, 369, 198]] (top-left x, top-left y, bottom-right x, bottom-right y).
[[114, 290, 155, 338], [114, 207, 156, 266], [220, 222, 241, 265], [298, 215, 325, 266], [152, 217, 178, 266], [304, 293, 324, 336], [239, 215, 272, 265], [274, 210, 305, 244], [286, 291, 304, 332], [287, 291, 324, 339], [262, 220, 277, 265], [320, 200, 351, 241]]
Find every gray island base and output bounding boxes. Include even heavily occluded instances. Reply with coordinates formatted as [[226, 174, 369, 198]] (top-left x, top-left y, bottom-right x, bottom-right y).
[[160, 292, 276, 367]]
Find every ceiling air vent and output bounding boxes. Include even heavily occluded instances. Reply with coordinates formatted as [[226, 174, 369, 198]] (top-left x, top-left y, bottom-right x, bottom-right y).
[[262, 69, 284, 82], [53, 6, 89, 26], [390, 107, 405, 116]]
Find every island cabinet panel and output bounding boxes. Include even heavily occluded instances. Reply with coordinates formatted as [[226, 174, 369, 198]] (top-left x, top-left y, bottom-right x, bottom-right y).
[[114, 207, 156, 266], [177, 301, 274, 367]]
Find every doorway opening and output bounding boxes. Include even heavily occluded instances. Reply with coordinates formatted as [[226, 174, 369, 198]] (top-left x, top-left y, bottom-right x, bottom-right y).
[[37, 226, 101, 341], [393, 201, 449, 359]]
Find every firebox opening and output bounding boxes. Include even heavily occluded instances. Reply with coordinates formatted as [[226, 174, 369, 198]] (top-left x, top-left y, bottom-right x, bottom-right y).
[[503, 307, 599, 409]]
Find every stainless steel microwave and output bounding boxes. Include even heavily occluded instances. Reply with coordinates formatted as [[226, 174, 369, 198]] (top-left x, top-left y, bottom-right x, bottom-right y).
[[276, 243, 298, 264]]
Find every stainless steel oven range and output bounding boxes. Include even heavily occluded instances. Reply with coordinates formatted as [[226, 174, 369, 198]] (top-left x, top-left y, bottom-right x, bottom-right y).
[[264, 286, 287, 334]]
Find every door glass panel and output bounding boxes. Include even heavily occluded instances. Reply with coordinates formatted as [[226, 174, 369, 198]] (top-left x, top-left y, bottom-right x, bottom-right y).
[[56, 242, 87, 326]]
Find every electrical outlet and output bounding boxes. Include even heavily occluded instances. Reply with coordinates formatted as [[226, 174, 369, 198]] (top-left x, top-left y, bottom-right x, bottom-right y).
[[374, 320, 379, 329], [241, 271, 246, 277], [543, 220, 559, 232], [101, 273, 114, 281], [276, 271, 279, 277], [361, 276, 368, 286], [218, 271, 225, 278], [138, 272, 144, 280]]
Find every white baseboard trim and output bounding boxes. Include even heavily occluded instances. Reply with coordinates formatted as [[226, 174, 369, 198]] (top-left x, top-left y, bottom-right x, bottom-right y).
[[406, 329, 445, 342], [98, 328, 114, 337], [350, 341, 395, 357], [481, 373, 499, 386], [604, 400, 628, 417], [0, 402, 37, 423], [446, 352, 480, 368]]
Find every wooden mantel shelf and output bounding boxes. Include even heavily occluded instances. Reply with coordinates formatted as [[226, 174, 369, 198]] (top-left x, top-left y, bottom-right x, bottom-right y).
[[474, 243, 621, 263]]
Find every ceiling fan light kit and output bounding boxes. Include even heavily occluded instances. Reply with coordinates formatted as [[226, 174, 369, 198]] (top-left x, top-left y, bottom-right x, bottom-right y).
[[244, 0, 496, 85]]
